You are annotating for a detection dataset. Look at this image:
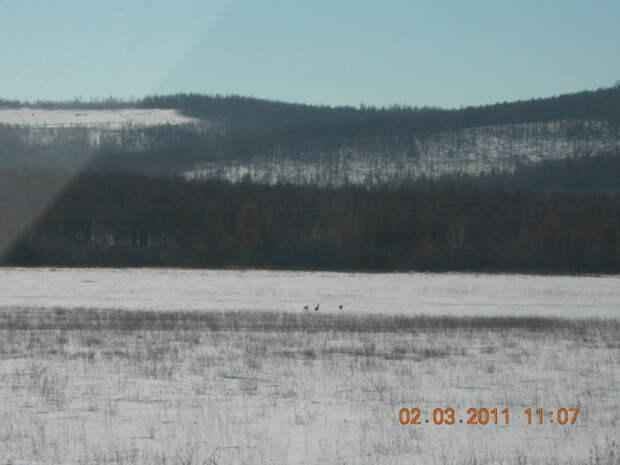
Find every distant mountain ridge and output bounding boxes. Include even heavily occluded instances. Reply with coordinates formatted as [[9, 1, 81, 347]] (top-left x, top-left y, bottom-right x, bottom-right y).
[[1, 84, 619, 183], [139, 83, 620, 133], [3, 83, 619, 132]]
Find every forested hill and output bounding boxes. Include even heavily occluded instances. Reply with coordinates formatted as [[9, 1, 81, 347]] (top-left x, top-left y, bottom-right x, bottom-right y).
[[139, 84, 620, 134], [3, 84, 619, 135], [2, 171, 619, 272], [1, 84, 619, 182], [2, 87, 619, 272]]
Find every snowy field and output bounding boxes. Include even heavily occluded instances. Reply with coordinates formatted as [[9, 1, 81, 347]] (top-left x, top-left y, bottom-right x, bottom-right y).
[[0, 108, 198, 128], [1, 267, 619, 318], [0, 309, 617, 465], [0, 268, 618, 465]]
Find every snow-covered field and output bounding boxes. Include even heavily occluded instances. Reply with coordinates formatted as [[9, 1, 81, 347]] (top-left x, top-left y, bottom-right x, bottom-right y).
[[0, 309, 617, 465], [0, 268, 618, 465], [1, 267, 619, 318], [0, 107, 198, 128]]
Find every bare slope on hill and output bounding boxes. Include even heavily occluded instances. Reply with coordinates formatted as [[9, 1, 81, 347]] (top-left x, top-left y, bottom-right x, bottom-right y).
[[0, 107, 198, 128]]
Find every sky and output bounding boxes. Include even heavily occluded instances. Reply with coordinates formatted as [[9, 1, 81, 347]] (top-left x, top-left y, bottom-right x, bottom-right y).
[[1, 0, 619, 108]]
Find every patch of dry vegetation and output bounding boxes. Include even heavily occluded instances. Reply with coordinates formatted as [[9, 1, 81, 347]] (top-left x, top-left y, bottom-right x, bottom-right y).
[[0, 308, 617, 465], [1, 307, 616, 332]]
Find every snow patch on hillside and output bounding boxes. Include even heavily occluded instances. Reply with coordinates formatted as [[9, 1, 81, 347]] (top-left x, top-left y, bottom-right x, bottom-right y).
[[0, 107, 199, 129], [187, 120, 620, 185]]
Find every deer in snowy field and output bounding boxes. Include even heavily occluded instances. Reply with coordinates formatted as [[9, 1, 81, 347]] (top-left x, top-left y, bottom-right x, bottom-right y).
[[314, 304, 320, 312], [303, 305, 309, 312]]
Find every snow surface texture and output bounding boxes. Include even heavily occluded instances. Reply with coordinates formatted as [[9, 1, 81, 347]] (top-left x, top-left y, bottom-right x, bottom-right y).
[[1, 267, 619, 318], [187, 120, 620, 185], [0, 309, 616, 465], [0, 107, 198, 129]]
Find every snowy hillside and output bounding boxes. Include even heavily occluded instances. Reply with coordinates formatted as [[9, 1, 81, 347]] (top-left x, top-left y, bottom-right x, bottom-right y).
[[1, 86, 619, 181], [0, 107, 199, 128], [186, 119, 620, 185], [0, 106, 210, 171]]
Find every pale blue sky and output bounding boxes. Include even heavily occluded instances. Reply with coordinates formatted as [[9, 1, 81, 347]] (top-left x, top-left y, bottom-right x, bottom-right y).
[[1, 0, 619, 107]]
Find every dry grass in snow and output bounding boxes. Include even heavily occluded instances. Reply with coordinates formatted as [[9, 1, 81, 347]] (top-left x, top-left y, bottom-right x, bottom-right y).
[[0, 309, 617, 465]]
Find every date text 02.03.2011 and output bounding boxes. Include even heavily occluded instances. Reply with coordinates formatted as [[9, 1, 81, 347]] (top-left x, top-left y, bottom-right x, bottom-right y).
[[398, 408, 580, 425]]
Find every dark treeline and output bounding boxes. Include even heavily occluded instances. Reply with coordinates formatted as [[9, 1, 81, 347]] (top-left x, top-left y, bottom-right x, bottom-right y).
[[444, 150, 620, 193], [140, 84, 620, 134], [0, 96, 137, 110], [4, 84, 620, 137], [2, 171, 619, 272]]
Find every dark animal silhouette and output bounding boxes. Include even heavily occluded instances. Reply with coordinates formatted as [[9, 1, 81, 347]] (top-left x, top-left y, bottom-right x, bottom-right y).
[[338, 305, 343, 310], [314, 304, 320, 312], [303, 305, 309, 312]]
